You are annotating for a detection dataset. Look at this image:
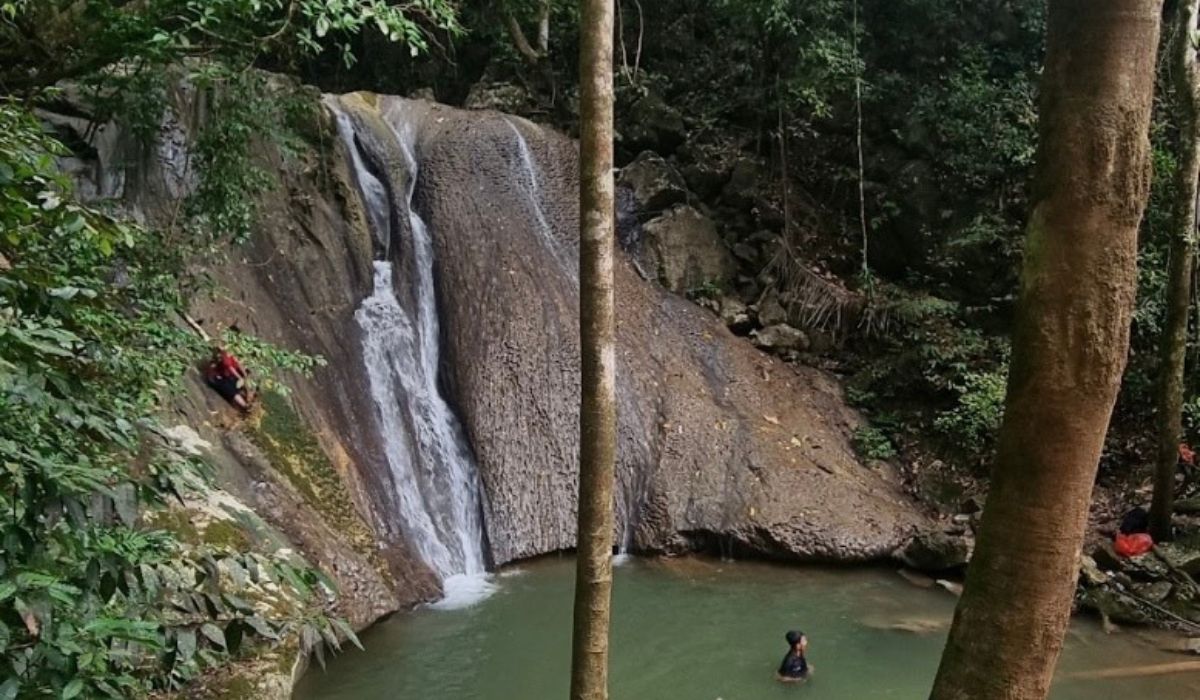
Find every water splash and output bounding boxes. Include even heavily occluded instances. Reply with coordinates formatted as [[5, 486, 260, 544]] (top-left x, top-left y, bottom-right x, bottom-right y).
[[331, 96, 493, 607]]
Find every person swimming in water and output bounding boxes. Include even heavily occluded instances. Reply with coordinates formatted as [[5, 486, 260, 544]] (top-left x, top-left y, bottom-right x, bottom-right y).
[[777, 630, 811, 682]]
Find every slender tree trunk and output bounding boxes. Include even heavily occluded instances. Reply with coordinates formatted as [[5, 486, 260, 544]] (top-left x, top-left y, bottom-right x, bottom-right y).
[[570, 0, 615, 699], [929, 2, 1162, 699], [505, 12, 543, 65], [537, 0, 552, 55], [1151, 0, 1200, 542]]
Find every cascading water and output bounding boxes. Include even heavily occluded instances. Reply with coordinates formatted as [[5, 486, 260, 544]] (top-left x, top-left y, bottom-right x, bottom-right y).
[[330, 97, 493, 608], [504, 118, 578, 282]]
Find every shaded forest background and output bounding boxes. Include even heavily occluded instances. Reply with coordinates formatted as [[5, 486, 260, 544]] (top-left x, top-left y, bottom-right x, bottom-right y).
[[296, 0, 1189, 502], [0, 0, 1194, 696]]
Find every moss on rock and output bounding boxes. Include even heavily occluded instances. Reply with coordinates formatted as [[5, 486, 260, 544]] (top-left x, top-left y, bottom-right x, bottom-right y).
[[249, 390, 381, 566]]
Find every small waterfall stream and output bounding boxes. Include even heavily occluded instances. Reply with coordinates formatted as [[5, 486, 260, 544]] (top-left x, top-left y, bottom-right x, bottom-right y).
[[330, 97, 493, 608], [504, 118, 578, 282]]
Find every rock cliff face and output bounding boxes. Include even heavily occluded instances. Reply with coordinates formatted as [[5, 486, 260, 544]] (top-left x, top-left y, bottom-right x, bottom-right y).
[[331, 93, 929, 566], [50, 83, 930, 626]]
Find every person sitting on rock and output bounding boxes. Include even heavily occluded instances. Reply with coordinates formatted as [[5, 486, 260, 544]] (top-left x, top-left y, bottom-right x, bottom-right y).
[[203, 346, 251, 413], [1114, 506, 1153, 558], [777, 630, 811, 683]]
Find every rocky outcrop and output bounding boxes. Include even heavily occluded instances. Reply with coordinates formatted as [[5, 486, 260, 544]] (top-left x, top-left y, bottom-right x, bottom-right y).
[[45, 81, 440, 629], [752, 324, 809, 353], [618, 151, 688, 215], [896, 531, 973, 572], [334, 94, 930, 566], [638, 204, 738, 294], [56, 80, 931, 629], [620, 92, 687, 155], [463, 80, 532, 114]]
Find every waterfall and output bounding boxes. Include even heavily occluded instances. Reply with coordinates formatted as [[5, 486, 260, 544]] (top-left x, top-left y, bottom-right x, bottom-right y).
[[331, 97, 493, 608], [504, 118, 577, 282]]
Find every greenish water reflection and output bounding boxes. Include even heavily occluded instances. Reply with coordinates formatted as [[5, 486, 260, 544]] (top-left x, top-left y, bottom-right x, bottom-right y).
[[294, 557, 1199, 699]]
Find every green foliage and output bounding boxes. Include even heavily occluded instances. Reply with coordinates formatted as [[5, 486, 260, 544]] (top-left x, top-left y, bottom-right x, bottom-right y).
[[849, 284, 1008, 468], [0, 101, 335, 697], [852, 425, 896, 460], [680, 0, 858, 125], [0, 0, 462, 90], [858, 285, 1004, 396], [184, 70, 311, 244], [906, 46, 1037, 192], [686, 279, 724, 301], [1183, 396, 1200, 439], [934, 367, 1008, 453]]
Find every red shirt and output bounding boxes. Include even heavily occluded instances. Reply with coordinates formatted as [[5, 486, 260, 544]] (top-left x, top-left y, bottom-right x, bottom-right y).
[[219, 351, 244, 377], [205, 351, 244, 381]]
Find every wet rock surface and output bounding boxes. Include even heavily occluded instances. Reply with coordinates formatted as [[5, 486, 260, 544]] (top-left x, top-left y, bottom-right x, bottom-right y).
[[46, 86, 440, 627], [1081, 541, 1200, 630], [335, 94, 930, 566], [57, 83, 932, 616]]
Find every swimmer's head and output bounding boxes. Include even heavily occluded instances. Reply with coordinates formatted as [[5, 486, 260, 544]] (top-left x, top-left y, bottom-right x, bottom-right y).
[[785, 630, 807, 651]]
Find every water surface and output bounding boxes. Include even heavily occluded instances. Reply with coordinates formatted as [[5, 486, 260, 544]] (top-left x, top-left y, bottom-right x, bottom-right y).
[[295, 557, 1199, 699]]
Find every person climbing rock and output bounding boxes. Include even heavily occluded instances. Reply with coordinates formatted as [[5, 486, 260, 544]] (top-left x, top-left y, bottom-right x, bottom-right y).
[[203, 346, 252, 413], [777, 630, 811, 682], [1114, 506, 1154, 558]]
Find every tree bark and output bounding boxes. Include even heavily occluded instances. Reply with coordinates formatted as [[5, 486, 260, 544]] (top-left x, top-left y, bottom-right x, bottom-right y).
[[504, 12, 543, 66], [928, 2, 1163, 699], [537, 0, 552, 55], [569, 0, 615, 699], [1151, 0, 1200, 543]]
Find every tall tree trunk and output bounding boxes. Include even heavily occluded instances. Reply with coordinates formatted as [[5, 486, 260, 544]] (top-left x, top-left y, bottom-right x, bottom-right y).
[[570, 0, 615, 699], [929, 2, 1162, 699], [1151, 0, 1200, 542]]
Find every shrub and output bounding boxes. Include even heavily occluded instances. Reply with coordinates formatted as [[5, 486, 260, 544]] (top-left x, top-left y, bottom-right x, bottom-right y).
[[853, 425, 897, 460], [935, 368, 1009, 454]]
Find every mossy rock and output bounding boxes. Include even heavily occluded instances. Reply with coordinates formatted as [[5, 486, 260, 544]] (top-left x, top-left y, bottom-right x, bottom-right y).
[[143, 507, 250, 550], [248, 391, 381, 567]]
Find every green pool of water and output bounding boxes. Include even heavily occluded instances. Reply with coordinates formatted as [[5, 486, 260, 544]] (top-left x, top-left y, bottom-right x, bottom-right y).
[[294, 557, 1199, 699]]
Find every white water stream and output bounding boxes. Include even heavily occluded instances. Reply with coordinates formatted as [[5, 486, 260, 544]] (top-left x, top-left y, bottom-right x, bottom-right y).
[[504, 118, 577, 282], [330, 97, 494, 608]]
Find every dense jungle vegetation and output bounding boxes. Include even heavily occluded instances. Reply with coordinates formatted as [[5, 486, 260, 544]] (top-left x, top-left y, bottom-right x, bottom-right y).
[[1, 0, 1196, 697]]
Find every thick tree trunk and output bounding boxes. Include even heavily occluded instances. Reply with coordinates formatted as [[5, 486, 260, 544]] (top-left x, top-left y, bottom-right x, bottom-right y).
[[1151, 0, 1200, 542], [928, 2, 1162, 699], [569, 0, 615, 699]]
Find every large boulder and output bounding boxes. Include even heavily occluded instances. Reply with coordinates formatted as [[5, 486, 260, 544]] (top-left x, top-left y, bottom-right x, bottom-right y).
[[752, 324, 808, 352], [618, 151, 688, 216], [621, 92, 686, 154], [639, 204, 738, 294], [897, 531, 974, 572], [333, 95, 931, 565]]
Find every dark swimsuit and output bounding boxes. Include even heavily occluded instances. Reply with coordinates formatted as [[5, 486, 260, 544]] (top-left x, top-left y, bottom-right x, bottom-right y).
[[778, 650, 809, 679]]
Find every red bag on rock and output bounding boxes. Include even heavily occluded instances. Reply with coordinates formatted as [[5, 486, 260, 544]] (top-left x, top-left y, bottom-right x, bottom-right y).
[[1114, 532, 1154, 558]]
